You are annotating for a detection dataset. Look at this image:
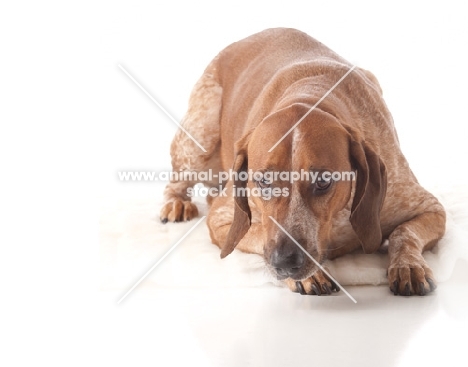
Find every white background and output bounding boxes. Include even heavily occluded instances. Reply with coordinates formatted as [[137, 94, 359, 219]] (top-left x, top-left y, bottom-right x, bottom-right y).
[[1, 0, 467, 365]]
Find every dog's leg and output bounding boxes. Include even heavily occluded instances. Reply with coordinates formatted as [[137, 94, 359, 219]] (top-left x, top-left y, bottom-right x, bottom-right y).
[[387, 193, 446, 296], [160, 67, 223, 223]]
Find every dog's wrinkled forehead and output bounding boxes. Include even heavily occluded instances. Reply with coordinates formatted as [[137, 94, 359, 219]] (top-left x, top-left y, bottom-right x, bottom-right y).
[[248, 108, 351, 172]]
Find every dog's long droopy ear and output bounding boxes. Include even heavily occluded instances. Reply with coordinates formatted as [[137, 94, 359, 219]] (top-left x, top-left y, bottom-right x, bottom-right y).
[[349, 139, 387, 254], [220, 135, 252, 259]]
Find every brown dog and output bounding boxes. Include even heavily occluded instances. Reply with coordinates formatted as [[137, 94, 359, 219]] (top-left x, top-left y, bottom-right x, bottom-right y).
[[160, 28, 445, 296]]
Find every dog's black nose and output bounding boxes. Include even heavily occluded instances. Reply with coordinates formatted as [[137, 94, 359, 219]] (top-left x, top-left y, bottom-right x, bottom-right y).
[[270, 241, 305, 279]]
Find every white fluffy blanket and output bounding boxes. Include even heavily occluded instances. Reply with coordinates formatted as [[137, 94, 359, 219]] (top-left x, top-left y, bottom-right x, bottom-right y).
[[100, 185, 468, 291]]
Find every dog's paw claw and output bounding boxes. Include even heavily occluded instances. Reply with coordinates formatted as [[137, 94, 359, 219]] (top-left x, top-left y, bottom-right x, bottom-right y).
[[388, 256, 436, 296], [311, 284, 321, 296], [331, 280, 340, 292], [403, 283, 411, 296], [285, 269, 339, 296], [418, 282, 426, 296], [323, 283, 332, 295], [296, 281, 306, 295]]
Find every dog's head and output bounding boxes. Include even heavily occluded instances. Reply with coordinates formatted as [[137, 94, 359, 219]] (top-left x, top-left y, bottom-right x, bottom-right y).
[[221, 104, 387, 281]]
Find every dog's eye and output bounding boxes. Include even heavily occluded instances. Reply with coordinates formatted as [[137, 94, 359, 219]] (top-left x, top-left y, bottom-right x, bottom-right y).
[[313, 178, 332, 194], [255, 177, 273, 200], [256, 178, 271, 189]]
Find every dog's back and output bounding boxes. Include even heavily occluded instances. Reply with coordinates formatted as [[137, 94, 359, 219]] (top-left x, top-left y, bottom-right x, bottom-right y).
[[211, 28, 393, 170]]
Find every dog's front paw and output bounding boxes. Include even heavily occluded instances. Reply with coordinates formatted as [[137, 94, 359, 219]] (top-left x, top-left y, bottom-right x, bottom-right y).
[[160, 199, 198, 223], [388, 253, 436, 296], [285, 269, 340, 296]]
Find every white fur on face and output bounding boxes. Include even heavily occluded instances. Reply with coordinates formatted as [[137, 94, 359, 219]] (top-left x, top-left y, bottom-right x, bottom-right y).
[[275, 127, 321, 273]]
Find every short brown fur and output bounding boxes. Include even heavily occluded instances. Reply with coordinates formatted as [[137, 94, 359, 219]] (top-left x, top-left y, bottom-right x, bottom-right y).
[[160, 28, 445, 296]]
